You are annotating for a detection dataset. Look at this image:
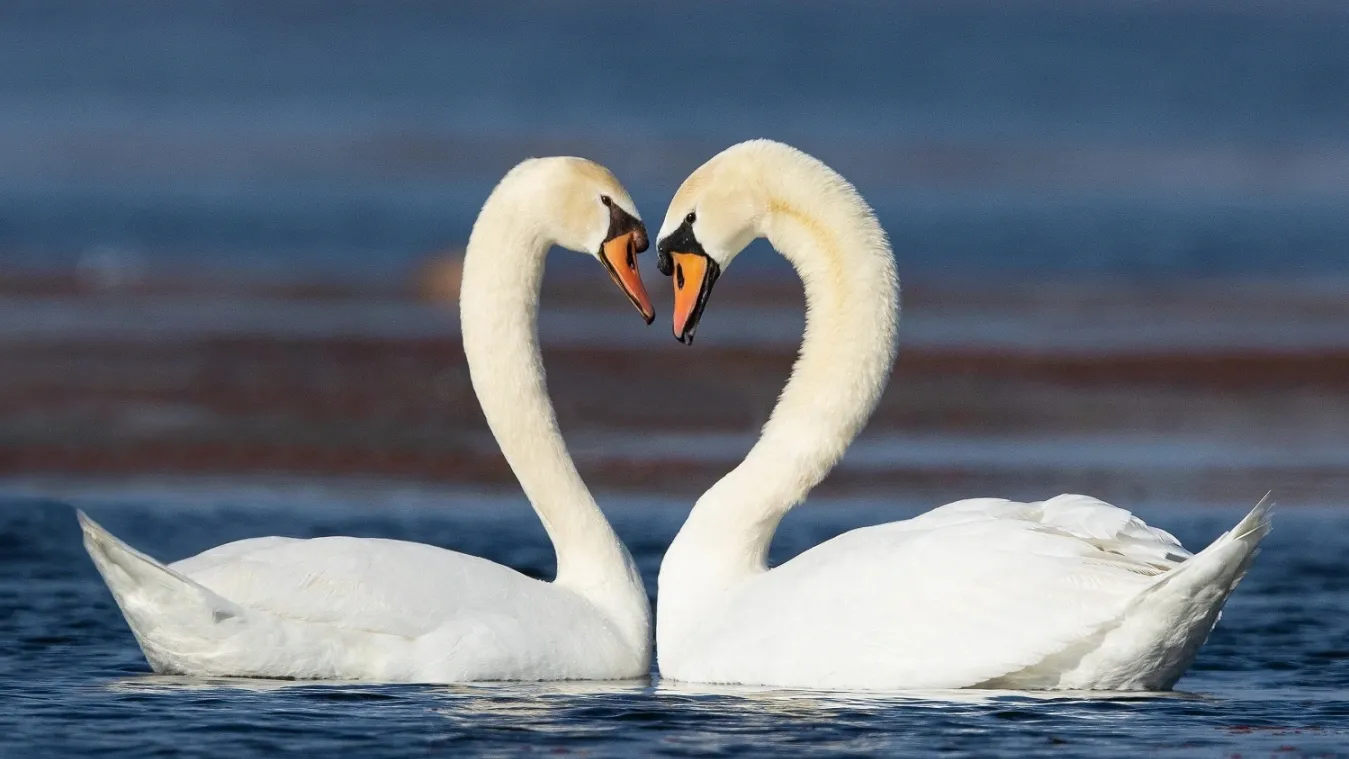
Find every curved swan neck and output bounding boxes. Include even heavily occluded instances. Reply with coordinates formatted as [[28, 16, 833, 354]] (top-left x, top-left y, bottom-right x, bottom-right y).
[[458, 173, 636, 596], [670, 153, 900, 576]]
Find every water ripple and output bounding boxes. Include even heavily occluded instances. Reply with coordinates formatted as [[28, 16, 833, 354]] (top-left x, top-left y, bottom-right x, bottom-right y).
[[2, 492, 1347, 757]]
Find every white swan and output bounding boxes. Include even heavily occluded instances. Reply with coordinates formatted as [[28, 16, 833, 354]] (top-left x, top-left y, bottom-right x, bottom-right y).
[[79, 157, 656, 682], [652, 139, 1271, 691]]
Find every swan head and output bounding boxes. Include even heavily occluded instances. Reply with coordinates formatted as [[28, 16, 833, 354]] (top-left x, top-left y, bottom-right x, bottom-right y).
[[516, 157, 655, 323], [655, 141, 779, 343]]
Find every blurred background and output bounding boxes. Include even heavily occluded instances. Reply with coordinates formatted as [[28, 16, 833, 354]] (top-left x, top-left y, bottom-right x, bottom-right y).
[[2, 0, 1348, 508]]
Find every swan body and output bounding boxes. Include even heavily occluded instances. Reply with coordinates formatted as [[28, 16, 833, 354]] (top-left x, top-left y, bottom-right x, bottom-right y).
[[653, 140, 1270, 690], [81, 157, 656, 682]]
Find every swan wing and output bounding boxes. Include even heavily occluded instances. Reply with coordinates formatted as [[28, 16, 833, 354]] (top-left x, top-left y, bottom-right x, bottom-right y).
[[175, 536, 548, 640], [170, 536, 301, 575], [81, 514, 613, 680], [899, 495, 1192, 570], [682, 496, 1193, 689]]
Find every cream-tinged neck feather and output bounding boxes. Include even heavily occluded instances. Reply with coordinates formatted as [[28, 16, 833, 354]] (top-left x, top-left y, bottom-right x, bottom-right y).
[[660, 141, 900, 592], [459, 160, 648, 648]]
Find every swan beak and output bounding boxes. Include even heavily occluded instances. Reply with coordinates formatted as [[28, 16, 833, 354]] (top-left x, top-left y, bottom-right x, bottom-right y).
[[669, 251, 721, 345], [599, 226, 655, 325]]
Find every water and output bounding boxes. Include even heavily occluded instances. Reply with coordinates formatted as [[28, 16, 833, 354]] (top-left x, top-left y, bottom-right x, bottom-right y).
[[2, 482, 1347, 757], [1, 1, 1347, 278]]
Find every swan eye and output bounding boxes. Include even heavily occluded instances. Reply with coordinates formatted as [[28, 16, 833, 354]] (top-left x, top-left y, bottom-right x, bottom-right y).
[[600, 195, 612, 207], [676, 263, 685, 288], [685, 212, 696, 225]]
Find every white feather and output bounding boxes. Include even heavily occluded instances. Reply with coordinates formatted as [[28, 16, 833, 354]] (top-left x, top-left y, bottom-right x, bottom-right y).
[[656, 141, 1271, 690], [81, 158, 652, 683]]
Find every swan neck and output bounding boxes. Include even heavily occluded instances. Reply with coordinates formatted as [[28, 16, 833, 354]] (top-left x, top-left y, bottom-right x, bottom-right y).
[[671, 167, 899, 577], [458, 184, 633, 594]]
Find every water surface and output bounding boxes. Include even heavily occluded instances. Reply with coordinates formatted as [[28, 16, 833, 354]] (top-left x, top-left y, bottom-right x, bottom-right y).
[[2, 483, 1346, 757]]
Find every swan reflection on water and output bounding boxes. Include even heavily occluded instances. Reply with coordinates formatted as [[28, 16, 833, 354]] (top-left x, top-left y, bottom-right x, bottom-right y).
[[104, 675, 648, 698], [105, 672, 1192, 709], [91, 674, 1246, 755], [652, 680, 1194, 721]]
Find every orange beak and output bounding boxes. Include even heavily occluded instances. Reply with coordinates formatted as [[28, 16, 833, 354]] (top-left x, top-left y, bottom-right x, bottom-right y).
[[599, 230, 655, 324], [669, 251, 721, 345]]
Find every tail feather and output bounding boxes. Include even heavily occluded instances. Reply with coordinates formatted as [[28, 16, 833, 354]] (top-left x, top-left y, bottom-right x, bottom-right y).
[[1226, 491, 1275, 543], [1140, 491, 1273, 608], [78, 510, 243, 673], [1053, 494, 1273, 690], [79, 510, 200, 594]]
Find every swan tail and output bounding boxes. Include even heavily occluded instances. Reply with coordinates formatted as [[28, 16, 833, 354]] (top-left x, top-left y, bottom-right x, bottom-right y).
[[78, 510, 248, 674], [1056, 494, 1274, 690]]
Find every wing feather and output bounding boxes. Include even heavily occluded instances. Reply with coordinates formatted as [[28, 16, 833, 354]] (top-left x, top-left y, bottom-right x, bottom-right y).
[[682, 495, 1192, 689], [175, 537, 547, 640]]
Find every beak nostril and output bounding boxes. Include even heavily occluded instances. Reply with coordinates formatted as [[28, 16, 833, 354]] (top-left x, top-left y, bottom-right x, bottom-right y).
[[676, 264, 685, 289], [626, 243, 635, 270]]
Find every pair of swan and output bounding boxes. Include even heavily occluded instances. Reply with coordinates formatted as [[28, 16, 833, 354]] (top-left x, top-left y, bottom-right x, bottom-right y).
[[81, 141, 1270, 690]]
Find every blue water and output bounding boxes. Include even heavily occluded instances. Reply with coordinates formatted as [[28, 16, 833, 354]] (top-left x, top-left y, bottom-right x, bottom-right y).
[[2, 485, 1347, 757], [1, 2, 1347, 278]]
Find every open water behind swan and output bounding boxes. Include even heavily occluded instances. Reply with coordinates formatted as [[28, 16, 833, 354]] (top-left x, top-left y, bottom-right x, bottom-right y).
[[2, 483, 1346, 758]]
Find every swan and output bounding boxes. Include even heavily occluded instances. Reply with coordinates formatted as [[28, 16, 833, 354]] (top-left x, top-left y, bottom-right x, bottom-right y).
[[652, 139, 1271, 691], [79, 157, 656, 682]]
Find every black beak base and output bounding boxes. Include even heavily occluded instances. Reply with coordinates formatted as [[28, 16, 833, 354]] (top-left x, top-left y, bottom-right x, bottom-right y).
[[605, 203, 649, 256], [656, 216, 698, 277]]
